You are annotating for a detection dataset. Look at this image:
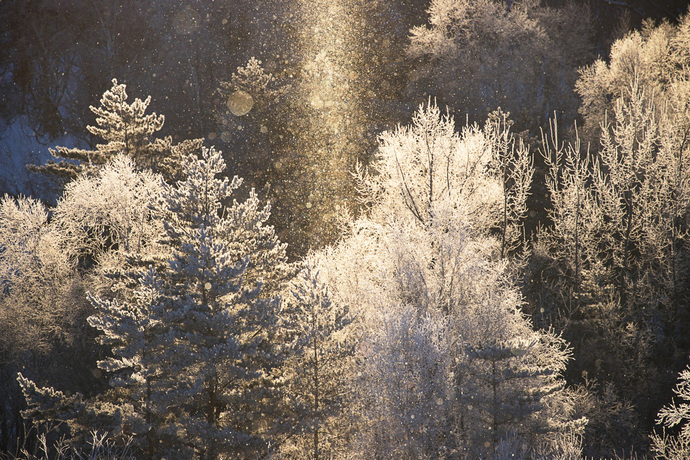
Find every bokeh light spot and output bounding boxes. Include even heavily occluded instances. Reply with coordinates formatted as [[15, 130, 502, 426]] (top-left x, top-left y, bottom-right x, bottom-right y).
[[227, 90, 254, 116]]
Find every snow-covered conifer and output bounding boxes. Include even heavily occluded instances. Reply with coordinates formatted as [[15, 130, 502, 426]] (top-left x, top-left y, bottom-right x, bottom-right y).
[[278, 261, 354, 458], [80, 146, 284, 457], [85, 267, 167, 457], [29, 79, 202, 183], [219, 57, 287, 112], [142, 146, 286, 457], [20, 146, 288, 459]]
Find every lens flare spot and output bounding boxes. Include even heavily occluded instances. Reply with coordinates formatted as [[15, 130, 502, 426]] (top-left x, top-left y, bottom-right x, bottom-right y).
[[227, 90, 254, 116]]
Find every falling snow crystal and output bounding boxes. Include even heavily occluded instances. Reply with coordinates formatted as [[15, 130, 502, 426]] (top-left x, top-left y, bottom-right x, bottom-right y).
[[227, 90, 254, 116]]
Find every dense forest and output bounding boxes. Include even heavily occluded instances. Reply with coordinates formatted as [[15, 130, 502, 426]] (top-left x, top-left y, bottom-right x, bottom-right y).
[[2, 0, 690, 458]]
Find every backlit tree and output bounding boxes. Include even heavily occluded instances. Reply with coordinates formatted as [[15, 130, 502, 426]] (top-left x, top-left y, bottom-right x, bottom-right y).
[[29, 79, 202, 183], [316, 102, 585, 457], [20, 147, 289, 459]]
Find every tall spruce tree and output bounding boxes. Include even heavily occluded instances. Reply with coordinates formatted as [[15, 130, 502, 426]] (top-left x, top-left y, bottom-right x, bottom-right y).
[[152, 146, 285, 458]]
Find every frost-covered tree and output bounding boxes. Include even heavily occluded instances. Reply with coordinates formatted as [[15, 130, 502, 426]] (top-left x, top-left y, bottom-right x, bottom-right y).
[[216, 57, 288, 177], [408, 0, 594, 130], [348, 301, 455, 458], [484, 109, 533, 258], [538, 119, 603, 316], [316, 102, 585, 457], [150, 146, 286, 457], [592, 80, 690, 427], [0, 195, 92, 454], [359, 101, 531, 243], [29, 79, 202, 182], [575, 18, 690, 367], [0, 194, 82, 362], [278, 261, 354, 459], [219, 57, 287, 114], [0, 195, 68, 293], [50, 155, 166, 276], [542, 80, 690, 339], [535, 73, 690, 454], [652, 365, 690, 459], [20, 147, 289, 459], [576, 10, 690, 143]]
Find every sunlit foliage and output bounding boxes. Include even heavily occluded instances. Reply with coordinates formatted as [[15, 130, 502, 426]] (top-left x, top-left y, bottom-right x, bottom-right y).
[[409, 0, 595, 131], [316, 102, 585, 457], [29, 79, 202, 183]]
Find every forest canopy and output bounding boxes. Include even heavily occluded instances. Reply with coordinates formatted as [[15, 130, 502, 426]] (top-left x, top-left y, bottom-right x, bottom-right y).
[[2, 0, 690, 459]]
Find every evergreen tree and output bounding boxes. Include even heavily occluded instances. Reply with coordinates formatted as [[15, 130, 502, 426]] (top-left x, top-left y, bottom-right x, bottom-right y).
[[278, 261, 354, 458], [20, 147, 289, 459], [84, 266, 169, 458], [152, 146, 284, 458], [29, 79, 202, 183], [219, 57, 286, 115], [459, 333, 574, 456]]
